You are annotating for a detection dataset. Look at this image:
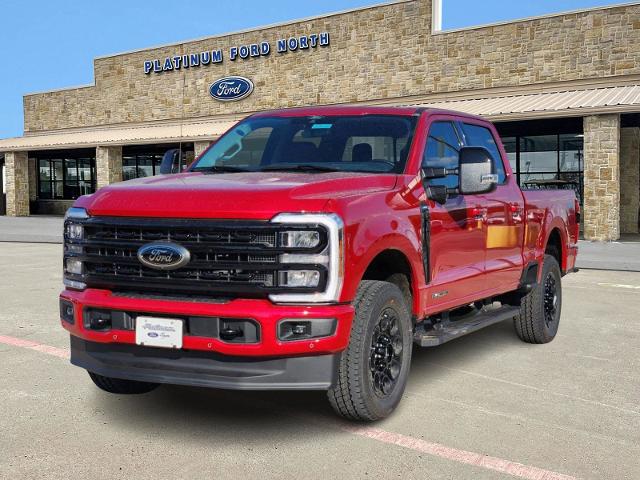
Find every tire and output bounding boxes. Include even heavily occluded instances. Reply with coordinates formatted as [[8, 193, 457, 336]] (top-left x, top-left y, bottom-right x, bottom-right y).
[[514, 254, 562, 344], [88, 371, 159, 395], [328, 280, 413, 421], [386, 273, 413, 316]]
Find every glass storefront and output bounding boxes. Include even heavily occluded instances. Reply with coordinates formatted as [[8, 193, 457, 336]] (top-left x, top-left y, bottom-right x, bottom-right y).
[[122, 143, 194, 180], [497, 118, 584, 205], [36, 150, 96, 200]]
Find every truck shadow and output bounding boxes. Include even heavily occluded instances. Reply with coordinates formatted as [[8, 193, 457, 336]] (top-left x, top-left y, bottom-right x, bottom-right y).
[[94, 319, 521, 439]]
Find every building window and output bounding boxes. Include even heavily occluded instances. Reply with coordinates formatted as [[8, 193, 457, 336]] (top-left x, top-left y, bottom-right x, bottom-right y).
[[36, 150, 96, 200], [498, 133, 583, 204], [122, 143, 194, 180]]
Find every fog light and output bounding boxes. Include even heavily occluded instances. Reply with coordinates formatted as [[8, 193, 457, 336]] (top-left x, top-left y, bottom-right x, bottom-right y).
[[278, 318, 337, 341], [85, 311, 112, 331], [279, 270, 320, 288], [59, 299, 75, 324], [279, 230, 320, 249], [66, 259, 83, 275], [65, 224, 84, 240]]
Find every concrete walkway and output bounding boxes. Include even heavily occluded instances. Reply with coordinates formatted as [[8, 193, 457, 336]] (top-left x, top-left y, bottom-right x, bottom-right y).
[[1, 216, 639, 271], [0, 216, 63, 243]]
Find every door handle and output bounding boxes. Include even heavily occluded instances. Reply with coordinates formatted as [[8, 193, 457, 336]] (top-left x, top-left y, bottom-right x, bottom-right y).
[[471, 207, 487, 222], [509, 203, 523, 223]]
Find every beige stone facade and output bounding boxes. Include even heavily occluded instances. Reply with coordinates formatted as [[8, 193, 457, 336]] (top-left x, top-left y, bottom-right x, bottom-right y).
[[21, 1, 640, 132], [5, 152, 29, 216], [583, 115, 621, 241], [96, 146, 123, 189], [0, 0, 639, 240]]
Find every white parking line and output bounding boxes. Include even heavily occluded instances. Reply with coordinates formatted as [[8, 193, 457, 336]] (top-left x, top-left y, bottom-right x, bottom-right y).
[[0, 333, 579, 480], [597, 283, 640, 289]]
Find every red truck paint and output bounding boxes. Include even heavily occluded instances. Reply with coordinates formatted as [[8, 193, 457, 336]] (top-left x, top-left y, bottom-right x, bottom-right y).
[[60, 106, 578, 416]]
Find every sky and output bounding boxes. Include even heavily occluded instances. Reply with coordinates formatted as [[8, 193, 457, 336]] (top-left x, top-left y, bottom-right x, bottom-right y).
[[0, 0, 627, 139]]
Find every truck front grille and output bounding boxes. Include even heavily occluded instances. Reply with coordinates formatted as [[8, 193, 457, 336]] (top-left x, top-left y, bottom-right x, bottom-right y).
[[64, 217, 328, 298]]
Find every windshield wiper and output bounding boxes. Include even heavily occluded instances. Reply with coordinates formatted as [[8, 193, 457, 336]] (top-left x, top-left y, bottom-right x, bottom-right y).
[[260, 164, 342, 173], [193, 165, 250, 174]]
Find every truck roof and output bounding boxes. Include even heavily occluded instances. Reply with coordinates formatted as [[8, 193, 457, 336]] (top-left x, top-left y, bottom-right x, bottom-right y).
[[250, 105, 483, 120]]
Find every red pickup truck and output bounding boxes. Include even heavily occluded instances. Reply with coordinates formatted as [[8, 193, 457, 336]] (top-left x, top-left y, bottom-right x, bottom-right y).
[[60, 106, 579, 421]]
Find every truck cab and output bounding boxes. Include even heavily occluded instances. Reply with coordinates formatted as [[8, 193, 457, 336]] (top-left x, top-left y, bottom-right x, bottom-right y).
[[60, 107, 578, 421]]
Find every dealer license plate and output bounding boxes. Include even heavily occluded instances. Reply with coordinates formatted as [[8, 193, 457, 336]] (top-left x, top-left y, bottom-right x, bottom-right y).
[[135, 316, 183, 349]]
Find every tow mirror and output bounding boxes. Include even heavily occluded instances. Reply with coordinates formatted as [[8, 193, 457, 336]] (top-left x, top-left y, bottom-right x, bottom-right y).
[[159, 149, 183, 175], [458, 147, 497, 195]]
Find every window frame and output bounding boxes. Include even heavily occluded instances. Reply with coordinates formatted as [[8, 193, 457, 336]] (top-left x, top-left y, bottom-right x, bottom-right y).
[[421, 120, 463, 190], [35, 151, 96, 201], [457, 120, 509, 185]]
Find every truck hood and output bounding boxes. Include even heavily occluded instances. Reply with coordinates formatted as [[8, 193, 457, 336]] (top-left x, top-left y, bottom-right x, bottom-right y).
[[79, 171, 398, 219]]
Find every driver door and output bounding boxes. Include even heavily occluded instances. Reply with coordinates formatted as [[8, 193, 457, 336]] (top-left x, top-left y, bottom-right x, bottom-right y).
[[422, 120, 487, 312]]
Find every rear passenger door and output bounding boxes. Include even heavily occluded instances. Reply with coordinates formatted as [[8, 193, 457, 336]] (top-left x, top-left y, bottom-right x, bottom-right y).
[[459, 121, 525, 293]]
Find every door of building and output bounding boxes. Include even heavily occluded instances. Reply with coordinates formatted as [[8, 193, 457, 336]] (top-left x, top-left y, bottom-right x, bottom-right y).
[[0, 155, 6, 215]]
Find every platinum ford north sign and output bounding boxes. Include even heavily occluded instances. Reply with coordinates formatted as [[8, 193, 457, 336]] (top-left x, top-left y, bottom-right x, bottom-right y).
[[144, 32, 330, 74]]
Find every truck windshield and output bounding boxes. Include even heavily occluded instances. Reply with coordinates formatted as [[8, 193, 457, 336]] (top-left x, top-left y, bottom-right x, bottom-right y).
[[191, 115, 418, 174]]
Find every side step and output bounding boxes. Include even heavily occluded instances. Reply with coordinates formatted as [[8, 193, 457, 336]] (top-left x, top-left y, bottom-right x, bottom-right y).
[[413, 305, 520, 347]]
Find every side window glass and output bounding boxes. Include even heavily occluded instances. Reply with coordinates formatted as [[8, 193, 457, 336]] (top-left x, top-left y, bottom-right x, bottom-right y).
[[422, 122, 460, 189], [461, 123, 506, 183]]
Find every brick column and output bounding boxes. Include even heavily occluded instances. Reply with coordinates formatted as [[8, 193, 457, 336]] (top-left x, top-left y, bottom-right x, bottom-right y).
[[96, 146, 123, 189], [194, 140, 213, 158], [620, 127, 640, 234], [5, 151, 30, 216], [583, 114, 621, 241]]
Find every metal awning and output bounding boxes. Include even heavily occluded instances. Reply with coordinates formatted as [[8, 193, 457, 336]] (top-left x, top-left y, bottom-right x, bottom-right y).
[[412, 84, 640, 120], [0, 118, 239, 152]]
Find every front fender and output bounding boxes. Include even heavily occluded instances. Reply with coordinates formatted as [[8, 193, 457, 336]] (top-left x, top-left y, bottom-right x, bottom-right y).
[[339, 212, 424, 313]]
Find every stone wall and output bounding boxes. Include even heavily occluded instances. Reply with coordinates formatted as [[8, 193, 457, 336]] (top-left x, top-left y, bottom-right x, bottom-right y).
[[96, 146, 123, 189], [620, 127, 640, 234], [5, 151, 30, 216], [583, 115, 621, 241], [23, 0, 640, 132]]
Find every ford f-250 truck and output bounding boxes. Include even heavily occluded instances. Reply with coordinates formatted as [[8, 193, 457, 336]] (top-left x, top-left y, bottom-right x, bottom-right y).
[[60, 106, 579, 421]]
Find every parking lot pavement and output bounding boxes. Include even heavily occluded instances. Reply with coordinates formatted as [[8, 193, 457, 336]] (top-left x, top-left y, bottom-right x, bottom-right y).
[[1, 243, 639, 480]]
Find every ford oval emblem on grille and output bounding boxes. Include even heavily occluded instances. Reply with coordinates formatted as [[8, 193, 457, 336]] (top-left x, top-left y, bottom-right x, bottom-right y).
[[137, 243, 191, 271], [209, 76, 254, 102]]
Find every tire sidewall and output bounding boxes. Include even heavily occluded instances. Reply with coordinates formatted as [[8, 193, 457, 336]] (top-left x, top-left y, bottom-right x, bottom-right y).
[[539, 255, 562, 341], [358, 285, 413, 419]]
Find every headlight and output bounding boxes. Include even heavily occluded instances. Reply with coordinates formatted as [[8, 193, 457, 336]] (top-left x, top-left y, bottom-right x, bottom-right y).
[[65, 223, 84, 240], [279, 230, 321, 249], [270, 213, 344, 304], [63, 207, 89, 291], [279, 270, 321, 288], [65, 258, 84, 275]]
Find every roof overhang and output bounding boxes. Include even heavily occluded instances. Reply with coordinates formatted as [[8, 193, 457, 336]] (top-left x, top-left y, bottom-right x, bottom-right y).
[[410, 84, 640, 122], [0, 117, 240, 152]]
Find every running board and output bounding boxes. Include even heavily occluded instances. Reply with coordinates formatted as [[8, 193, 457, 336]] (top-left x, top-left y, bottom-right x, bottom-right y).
[[413, 305, 520, 347]]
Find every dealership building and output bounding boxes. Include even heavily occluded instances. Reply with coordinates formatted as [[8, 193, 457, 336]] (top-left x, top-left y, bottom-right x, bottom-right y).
[[1, 0, 639, 241]]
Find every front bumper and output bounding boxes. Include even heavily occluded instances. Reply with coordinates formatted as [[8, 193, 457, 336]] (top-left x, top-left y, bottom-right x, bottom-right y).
[[60, 288, 354, 357], [71, 336, 339, 390]]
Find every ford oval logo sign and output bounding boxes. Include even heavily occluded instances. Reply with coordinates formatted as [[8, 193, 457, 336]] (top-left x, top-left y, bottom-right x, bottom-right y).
[[209, 76, 254, 102], [137, 243, 191, 271]]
